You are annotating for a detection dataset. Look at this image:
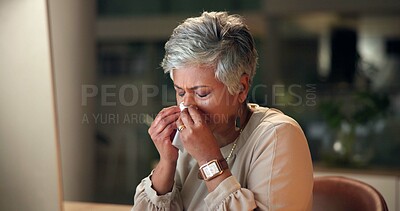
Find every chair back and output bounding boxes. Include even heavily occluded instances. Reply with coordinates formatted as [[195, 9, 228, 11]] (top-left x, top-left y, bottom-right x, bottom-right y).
[[313, 176, 388, 211]]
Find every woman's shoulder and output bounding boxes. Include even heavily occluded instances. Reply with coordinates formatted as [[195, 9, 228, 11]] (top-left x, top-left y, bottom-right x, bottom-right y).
[[243, 104, 307, 152], [248, 104, 301, 130]]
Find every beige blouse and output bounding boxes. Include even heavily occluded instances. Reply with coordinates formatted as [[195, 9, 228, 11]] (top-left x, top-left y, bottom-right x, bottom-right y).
[[132, 105, 313, 210]]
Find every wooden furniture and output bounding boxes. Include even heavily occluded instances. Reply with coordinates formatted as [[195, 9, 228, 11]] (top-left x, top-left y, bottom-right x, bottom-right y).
[[314, 165, 400, 211], [313, 176, 388, 211]]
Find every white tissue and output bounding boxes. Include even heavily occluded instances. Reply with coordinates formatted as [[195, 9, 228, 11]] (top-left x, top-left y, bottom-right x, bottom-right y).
[[172, 102, 187, 151]]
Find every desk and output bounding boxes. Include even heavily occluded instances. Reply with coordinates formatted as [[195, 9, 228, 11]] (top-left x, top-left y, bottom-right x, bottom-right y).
[[64, 201, 132, 211]]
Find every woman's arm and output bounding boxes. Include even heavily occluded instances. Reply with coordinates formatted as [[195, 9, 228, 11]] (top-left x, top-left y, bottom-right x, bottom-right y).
[[132, 106, 184, 210], [151, 159, 177, 194], [204, 121, 313, 210]]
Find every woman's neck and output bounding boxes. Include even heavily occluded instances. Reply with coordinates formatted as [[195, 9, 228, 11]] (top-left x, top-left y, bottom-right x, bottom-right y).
[[214, 104, 252, 148]]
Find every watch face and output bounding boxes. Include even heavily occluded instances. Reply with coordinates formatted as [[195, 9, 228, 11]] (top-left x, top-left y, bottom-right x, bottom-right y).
[[203, 162, 220, 178]]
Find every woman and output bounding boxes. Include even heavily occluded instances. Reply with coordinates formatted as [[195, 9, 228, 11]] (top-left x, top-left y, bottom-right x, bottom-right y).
[[133, 11, 313, 210]]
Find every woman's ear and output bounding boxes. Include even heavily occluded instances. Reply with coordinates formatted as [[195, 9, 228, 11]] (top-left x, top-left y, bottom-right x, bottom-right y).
[[238, 74, 250, 103]]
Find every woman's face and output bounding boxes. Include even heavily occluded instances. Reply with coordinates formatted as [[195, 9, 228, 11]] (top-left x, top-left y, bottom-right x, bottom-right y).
[[172, 65, 240, 133]]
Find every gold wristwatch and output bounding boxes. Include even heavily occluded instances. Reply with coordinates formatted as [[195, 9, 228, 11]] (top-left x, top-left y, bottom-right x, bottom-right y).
[[198, 159, 228, 181]]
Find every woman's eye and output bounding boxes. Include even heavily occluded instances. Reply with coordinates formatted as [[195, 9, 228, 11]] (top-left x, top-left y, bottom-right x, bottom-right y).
[[178, 92, 185, 97], [196, 92, 210, 98]]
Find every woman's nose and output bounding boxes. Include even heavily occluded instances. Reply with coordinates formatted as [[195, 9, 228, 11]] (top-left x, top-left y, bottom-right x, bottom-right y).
[[182, 93, 196, 107]]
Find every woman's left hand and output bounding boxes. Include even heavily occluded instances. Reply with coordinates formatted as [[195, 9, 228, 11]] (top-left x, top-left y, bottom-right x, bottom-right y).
[[176, 106, 223, 165]]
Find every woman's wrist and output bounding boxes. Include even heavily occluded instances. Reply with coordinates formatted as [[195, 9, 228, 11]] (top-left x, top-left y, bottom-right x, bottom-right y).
[[195, 149, 224, 166], [151, 159, 177, 195], [204, 169, 232, 192], [159, 158, 177, 167]]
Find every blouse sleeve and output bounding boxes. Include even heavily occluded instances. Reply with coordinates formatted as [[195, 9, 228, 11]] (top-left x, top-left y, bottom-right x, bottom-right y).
[[204, 176, 258, 210], [132, 171, 183, 211], [205, 121, 313, 211]]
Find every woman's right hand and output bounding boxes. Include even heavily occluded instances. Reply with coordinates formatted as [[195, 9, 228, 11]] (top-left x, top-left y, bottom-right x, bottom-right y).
[[148, 106, 181, 164]]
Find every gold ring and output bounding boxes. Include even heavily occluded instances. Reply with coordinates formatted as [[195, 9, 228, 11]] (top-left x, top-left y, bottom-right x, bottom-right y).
[[177, 125, 186, 132]]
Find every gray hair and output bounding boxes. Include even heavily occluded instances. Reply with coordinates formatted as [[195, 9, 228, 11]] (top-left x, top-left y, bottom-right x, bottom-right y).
[[161, 11, 258, 94]]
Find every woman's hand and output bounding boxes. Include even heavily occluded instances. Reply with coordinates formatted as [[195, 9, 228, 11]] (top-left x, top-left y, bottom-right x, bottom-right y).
[[148, 106, 180, 164], [176, 106, 223, 165], [147, 106, 181, 195]]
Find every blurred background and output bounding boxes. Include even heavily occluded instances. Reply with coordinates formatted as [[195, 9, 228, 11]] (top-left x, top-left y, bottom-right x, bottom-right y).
[[1, 0, 399, 210]]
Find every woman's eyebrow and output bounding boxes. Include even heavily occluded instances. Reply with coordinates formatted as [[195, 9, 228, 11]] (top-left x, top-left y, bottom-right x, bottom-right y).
[[174, 84, 210, 90]]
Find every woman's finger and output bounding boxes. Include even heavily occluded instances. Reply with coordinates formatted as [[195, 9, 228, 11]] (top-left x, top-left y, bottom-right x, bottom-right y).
[[187, 106, 204, 126], [150, 107, 180, 134], [175, 117, 184, 129], [153, 106, 180, 124], [180, 108, 194, 126], [153, 123, 176, 144], [151, 112, 180, 135]]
